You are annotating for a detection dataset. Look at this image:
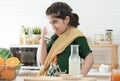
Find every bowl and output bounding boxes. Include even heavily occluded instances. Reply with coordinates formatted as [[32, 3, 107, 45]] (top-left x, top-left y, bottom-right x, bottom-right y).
[[89, 69, 98, 73], [0, 64, 21, 80]]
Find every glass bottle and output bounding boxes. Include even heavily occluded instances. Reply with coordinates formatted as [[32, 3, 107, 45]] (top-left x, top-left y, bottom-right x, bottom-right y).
[[20, 26, 26, 45], [69, 45, 81, 75], [111, 69, 120, 81]]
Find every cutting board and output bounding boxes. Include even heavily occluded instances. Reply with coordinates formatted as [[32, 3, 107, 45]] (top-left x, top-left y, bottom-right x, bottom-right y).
[[24, 76, 96, 81]]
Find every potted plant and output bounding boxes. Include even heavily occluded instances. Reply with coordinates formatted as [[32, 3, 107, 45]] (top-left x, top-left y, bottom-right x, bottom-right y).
[[32, 27, 41, 35], [22, 26, 30, 35], [32, 27, 41, 44]]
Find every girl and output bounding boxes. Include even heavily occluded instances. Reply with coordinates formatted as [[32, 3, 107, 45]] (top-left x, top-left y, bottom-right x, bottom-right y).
[[39, 2, 94, 76]]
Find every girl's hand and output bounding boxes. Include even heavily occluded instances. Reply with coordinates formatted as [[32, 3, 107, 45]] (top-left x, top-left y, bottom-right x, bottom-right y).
[[41, 27, 51, 41], [41, 27, 47, 39], [39, 27, 48, 44]]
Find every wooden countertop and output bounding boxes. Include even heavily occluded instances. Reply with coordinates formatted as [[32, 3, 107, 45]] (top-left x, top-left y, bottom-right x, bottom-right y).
[[14, 69, 97, 81], [15, 76, 96, 81]]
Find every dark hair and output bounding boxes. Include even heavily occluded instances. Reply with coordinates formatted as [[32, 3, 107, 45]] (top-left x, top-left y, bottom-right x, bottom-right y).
[[46, 2, 80, 27]]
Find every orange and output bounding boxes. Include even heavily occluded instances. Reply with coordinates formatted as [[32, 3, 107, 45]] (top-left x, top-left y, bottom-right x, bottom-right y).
[[1, 68, 16, 80], [0, 57, 5, 71], [0, 72, 1, 77], [0, 57, 5, 65], [5, 57, 20, 68]]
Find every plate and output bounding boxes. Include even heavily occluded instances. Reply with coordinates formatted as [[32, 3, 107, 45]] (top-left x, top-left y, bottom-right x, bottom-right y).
[[62, 75, 83, 80]]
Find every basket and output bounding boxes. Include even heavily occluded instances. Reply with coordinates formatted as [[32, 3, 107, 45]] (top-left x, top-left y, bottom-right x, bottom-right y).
[[0, 64, 21, 80]]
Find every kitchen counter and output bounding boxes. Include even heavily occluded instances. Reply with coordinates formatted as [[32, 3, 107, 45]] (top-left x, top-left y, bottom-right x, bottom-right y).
[[14, 76, 96, 81], [15, 70, 96, 81], [88, 71, 111, 76], [87, 72, 111, 81], [17, 69, 110, 81]]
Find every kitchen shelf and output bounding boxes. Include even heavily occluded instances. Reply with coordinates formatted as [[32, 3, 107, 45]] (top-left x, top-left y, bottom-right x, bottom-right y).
[[10, 44, 41, 48], [89, 44, 119, 69]]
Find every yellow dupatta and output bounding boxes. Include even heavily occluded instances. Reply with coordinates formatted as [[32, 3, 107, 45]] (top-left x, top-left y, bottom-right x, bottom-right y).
[[38, 27, 85, 76]]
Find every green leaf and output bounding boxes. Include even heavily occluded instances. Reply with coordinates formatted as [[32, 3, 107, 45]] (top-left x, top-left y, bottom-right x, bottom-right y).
[[0, 48, 13, 60]]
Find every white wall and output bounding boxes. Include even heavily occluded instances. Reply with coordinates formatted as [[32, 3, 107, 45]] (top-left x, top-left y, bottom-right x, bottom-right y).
[[0, 0, 50, 48], [0, 0, 120, 64]]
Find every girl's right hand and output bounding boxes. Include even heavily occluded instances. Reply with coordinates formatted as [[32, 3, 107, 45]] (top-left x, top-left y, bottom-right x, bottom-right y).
[[39, 27, 48, 43], [41, 27, 47, 39], [41, 27, 51, 41]]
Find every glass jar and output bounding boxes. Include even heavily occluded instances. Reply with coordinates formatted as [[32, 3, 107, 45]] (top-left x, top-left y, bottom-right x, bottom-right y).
[[94, 34, 104, 44], [26, 29, 34, 45], [105, 29, 113, 44], [111, 69, 120, 81]]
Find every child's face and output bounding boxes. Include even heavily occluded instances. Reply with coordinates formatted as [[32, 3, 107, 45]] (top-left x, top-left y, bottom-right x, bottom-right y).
[[47, 15, 70, 35]]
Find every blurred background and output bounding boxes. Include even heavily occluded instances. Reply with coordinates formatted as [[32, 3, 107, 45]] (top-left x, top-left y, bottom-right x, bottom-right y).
[[0, 0, 120, 64]]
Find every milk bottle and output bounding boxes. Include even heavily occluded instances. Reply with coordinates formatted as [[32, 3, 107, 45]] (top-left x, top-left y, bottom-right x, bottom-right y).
[[69, 45, 81, 75]]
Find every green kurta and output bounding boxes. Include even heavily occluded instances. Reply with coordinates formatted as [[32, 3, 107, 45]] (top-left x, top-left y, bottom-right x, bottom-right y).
[[47, 35, 92, 73]]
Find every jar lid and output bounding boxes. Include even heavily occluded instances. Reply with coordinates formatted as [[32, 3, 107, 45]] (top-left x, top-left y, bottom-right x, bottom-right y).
[[105, 29, 113, 31]]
